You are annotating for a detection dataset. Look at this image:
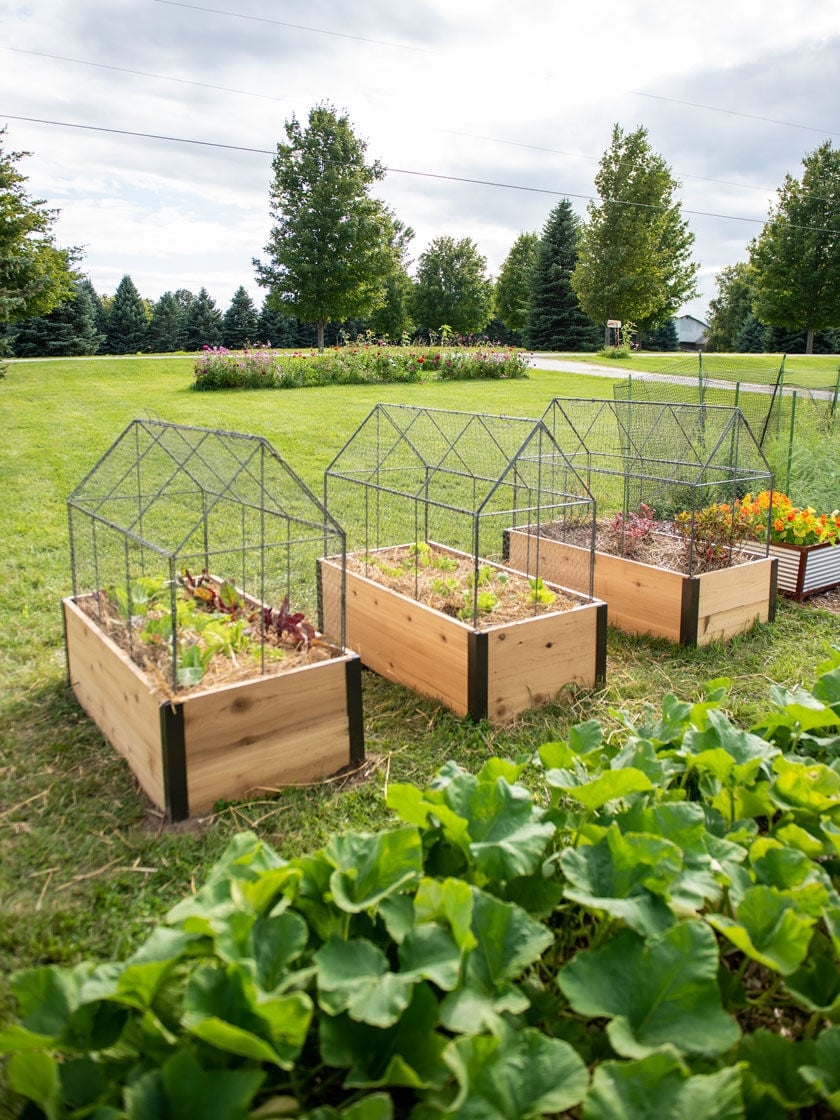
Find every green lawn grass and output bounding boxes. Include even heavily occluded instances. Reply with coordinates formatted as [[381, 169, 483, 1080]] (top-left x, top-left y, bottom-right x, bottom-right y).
[[543, 350, 840, 390], [2, 353, 840, 1112]]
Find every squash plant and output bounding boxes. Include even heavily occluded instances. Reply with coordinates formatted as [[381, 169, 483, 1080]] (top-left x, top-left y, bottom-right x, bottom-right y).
[[3, 652, 840, 1117]]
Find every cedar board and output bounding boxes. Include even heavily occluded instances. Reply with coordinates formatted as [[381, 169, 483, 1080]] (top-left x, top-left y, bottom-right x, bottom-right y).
[[63, 595, 362, 818], [505, 529, 776, 646], [319, 550, 606, 723]]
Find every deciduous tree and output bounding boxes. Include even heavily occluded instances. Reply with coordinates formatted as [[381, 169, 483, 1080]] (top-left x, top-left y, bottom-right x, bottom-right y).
[[411, 236, 492, 338], [495, 232, 538, 337], [254, 102, 397, 351], [749, 141, 840, 355], [0, 128, 79, 331], [572, 124, 698, 345], [704, 263, 756, 352]]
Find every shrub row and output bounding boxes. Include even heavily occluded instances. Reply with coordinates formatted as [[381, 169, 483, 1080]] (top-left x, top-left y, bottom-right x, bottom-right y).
[[191, 345, 530, 391]]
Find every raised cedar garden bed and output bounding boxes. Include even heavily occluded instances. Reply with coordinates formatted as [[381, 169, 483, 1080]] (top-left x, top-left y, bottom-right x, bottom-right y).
[[65, 419, 363, 822], [319, 543, 606, 724], [504, 525, 777, 647], [63, 583, 363, 822]]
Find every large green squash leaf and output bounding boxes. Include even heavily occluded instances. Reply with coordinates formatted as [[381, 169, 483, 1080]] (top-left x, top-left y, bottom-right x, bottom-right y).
[[558, 921, 739, 1058]]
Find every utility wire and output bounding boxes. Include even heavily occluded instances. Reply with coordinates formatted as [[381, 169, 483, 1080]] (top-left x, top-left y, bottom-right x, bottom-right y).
[[4, 112, 840, 235], [631, 90, 840, 138], [3, 47, 287, 102], [151, 0, 444, 55]]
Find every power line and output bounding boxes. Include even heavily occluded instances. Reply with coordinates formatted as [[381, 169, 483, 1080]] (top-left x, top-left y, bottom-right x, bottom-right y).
[[4, 112, 840, 235], [3, 47, 286, 102], [631, 90, 840, 138], [3, 46, 815, 200], [151, 0, 443, 56]]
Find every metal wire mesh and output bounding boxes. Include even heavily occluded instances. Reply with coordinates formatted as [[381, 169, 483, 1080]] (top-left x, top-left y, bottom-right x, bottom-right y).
[[67, 419, 347, 690], [323, 404, 597, 621], [542, 399, 774, 575]]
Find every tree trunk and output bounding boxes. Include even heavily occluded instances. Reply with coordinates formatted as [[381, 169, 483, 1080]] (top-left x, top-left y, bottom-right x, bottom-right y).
[[805, 326, 814, 355], [317, 319, 326, 353]]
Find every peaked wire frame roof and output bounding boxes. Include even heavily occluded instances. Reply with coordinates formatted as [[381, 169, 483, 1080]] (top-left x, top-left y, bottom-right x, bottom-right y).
[[68, 418, 343, 557], [324, 402, 595, 517]]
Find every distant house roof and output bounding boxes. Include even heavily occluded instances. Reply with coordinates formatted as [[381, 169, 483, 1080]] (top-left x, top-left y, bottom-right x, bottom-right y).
[[676, 315, 709, 345]]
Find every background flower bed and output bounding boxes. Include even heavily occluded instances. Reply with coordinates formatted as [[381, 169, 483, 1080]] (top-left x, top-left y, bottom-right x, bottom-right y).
[[192, 343, 530, 391]]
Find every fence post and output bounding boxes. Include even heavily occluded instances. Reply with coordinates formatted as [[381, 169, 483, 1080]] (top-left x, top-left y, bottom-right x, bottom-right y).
[[832, 367, 840, 422], [783, 391, 797, 495]]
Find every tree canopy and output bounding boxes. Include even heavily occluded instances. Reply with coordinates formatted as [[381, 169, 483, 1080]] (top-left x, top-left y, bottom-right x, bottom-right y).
[[0, 128, 79, 329], [412, 236, 492, 338], [495, 232, 538, 336], [254, 102, 398, 351], [572, 124, 698, 343], [704, 263, 756, 352], [749, 141, 840, 354]]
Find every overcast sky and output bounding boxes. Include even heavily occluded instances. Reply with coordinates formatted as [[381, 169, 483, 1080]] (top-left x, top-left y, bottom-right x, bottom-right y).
[[3, 0, 839, 322]]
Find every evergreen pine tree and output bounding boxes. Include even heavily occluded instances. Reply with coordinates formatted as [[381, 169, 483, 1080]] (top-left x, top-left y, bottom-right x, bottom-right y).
[[735, 314, 768, 353], [524, 200, 601, 351], [105, 275, 148, 354], [642, 318, 680, 351], [221, 286, 259, 349], [13, 280, 104, 356], [257, 300, 303, 347], [147, 292, 187, 353], [183, 288, 223, 350]]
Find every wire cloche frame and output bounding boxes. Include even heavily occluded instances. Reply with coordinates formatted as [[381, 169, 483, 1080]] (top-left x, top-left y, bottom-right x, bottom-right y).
[[540, 399, 774, 574], [67, 419, 348, 692], [323, 403, 597, 622]]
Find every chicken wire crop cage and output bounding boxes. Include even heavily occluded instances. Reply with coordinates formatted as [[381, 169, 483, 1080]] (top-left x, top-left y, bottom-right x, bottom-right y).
[[319, 404, 606, 723], [504, 399, 778, 646], [64, 419, 363, 821]]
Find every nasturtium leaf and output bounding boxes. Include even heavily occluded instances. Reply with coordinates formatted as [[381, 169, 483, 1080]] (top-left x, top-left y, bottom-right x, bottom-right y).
[[799, 1027, 840, 1109], [737, 1028, 817, 1110], [547, 768, 653, 812], [559, 921, 739, 1058], [583, 1053, 744, 1120], [413, 877, 476, 952], [708, 884, 817, 975], [314, 937, 413, 1027], [319, 983, 448, 1090], [327, 827, 423, 913], [443, 1025, 588, 1118], [559, 824, 681, 935]]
